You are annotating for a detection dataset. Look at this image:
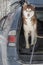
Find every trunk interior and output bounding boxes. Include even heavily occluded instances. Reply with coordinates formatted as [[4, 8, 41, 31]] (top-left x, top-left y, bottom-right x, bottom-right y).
[[18, 11, 43, 64]]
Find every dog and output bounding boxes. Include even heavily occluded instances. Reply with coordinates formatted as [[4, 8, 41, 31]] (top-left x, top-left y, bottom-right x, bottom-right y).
[[22, 2, 37, 48]]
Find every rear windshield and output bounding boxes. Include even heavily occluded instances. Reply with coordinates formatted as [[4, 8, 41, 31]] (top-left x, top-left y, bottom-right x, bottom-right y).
[[27, 0, 43, 7]]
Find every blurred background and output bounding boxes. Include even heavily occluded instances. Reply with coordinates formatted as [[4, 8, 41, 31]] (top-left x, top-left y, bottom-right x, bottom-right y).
[[0, 0, 19, 19]]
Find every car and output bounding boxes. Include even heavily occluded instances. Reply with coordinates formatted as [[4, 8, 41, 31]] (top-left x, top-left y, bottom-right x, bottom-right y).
[[0, 0, 43, 65]]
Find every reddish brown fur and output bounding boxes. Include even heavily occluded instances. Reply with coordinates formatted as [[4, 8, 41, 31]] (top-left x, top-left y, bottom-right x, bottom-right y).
[[31, 16, 37, 25]]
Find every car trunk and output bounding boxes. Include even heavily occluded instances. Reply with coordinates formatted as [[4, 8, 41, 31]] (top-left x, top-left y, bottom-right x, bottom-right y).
[[17, 9, 43, 64]]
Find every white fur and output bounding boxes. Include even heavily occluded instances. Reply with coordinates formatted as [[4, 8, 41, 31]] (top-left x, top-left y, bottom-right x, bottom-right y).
[[23, 8, 37, 48]]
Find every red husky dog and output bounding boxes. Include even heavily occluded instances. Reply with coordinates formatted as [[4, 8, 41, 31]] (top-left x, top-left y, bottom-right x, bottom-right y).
[[22, 2, 37, 48]]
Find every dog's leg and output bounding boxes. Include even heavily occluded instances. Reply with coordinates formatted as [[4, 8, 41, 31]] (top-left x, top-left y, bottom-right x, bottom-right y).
[[31, 30, 35, 46], [24, 32, 30, 48], [31, 29, 37, 46]]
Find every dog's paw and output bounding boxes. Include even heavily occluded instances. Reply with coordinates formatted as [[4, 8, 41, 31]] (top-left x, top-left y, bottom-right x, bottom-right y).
[[26, 45, 30, 49]]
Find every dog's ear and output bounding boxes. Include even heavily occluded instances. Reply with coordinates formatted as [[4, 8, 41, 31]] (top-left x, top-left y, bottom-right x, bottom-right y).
[[23, 2, 28, 10], [30, 4, 35, 11], [23, 2, 27, 8], [31, 4, 35, 8]]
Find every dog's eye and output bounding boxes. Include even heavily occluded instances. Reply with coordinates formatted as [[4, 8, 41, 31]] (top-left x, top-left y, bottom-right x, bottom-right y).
[[26, 9, 29, 12]]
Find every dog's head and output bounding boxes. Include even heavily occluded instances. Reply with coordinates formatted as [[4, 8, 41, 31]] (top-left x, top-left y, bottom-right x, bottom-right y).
[[23, 2, 35, 19]]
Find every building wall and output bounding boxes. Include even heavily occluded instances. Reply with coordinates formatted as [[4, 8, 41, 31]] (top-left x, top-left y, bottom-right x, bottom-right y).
[[0, 0, 19, 19], [0, 0, 11, 19]]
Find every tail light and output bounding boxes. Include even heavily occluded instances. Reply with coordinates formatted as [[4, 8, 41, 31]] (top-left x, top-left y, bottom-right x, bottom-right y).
[[8, 35, 16, 43], [8, 35, 16, 46], [8, 30, 16, 46]]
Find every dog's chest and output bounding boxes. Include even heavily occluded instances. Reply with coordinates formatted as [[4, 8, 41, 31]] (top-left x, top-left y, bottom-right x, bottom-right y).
[[26, 18, 32, 26], [23, 18, 34, 31]]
